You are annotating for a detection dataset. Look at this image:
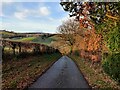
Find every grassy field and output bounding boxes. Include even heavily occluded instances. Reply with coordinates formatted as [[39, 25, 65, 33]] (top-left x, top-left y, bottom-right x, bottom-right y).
[[11, 36, 56, 45], [32, 36, 56, 45], [2, 53, 62, 89], [69, 55, 120, 89], [16, 37, 36, 41], [1, 30, 57, 46]]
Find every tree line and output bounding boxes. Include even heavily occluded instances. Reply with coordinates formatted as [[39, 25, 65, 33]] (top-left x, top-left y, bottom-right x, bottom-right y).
[[1, 39, 59, 59]]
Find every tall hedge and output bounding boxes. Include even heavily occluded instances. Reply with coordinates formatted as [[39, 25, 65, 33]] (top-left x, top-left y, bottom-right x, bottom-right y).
[[102, 53, 120, 83]]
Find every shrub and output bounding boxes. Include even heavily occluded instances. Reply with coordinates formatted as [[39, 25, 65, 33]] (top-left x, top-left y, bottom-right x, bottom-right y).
[[102, 53, 120, 83]]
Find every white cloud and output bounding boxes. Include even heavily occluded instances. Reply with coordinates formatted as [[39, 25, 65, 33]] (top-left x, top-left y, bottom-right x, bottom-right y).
[[14, 6, 50, 20], [14, 12, 26, 20], [39, 7, 50, 16], [14, 9, 30, 20]]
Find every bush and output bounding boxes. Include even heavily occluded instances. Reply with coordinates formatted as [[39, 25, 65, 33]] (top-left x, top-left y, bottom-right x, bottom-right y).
[[102, 53, 120, 83]]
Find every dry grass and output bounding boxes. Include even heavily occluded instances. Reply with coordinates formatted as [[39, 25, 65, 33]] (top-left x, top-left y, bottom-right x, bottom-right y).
[[69, 55, 120, 89], [2, 53, 62, 89]]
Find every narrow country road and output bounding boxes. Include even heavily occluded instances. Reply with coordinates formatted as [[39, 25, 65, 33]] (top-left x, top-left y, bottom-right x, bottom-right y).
[[29, 56, 91, 89]]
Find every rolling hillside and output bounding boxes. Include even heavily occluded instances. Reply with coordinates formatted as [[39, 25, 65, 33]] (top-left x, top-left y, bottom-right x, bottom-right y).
[[11, 35, 57, 46], [1, 30, 58, 46], [0, 30, 16, 38]]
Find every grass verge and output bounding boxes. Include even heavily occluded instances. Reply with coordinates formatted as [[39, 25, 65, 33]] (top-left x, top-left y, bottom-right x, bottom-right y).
[[2, 53, 62, 89], [69, 55, 120, 89]]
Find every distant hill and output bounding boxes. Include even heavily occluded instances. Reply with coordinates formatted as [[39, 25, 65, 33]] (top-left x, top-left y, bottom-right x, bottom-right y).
[[0, 30, 57, 39], [0, 30, 17, 38]]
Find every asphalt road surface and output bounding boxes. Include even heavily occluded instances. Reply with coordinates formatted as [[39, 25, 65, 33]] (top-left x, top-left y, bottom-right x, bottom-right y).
[[29, 56, 91, 89]]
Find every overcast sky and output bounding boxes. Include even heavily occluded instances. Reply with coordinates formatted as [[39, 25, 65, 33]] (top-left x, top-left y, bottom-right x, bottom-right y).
[[0, 0, 70, 33]]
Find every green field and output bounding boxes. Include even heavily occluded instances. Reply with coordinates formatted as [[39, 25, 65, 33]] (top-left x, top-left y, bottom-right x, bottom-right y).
[[16, 37, 36, 41], [11, 36, 56, 45], [32, 36, 56, 45]]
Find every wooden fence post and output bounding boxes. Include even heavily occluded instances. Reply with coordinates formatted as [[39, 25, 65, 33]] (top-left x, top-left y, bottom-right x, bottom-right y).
[[18, 42, 21, 53], [11, 43, 16, 55]]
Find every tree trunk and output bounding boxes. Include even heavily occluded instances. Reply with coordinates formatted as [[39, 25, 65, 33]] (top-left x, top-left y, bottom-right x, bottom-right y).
[[2, 46, 5, 57], [13, 48, 15, 55], [19, 46, 21, 53]]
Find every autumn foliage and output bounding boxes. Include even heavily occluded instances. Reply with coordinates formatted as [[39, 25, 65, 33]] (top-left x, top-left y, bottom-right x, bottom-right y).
[[80, 29, 102, 62]]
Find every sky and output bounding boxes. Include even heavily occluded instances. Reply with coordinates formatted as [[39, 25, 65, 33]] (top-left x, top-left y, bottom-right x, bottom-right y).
[[0, 0, 70, 33]]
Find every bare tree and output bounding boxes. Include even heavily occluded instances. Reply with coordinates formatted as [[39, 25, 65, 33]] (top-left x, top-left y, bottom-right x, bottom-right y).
[[58, 19, 82, 54]]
